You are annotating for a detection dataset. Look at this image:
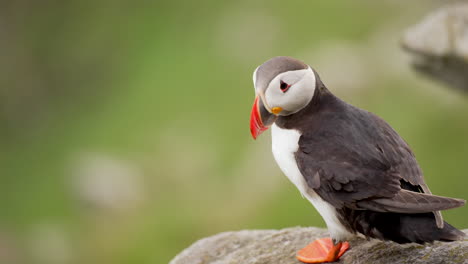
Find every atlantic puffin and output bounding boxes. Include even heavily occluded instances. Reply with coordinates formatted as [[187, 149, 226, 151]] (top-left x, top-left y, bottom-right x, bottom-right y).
[[249, 56, 466, 263]]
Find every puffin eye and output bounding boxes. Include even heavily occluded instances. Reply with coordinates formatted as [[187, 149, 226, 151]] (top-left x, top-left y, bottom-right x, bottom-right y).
[[280, 80, 290, 93]]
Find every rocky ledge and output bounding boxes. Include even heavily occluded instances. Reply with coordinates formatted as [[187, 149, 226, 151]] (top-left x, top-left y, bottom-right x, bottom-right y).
[[170, 227, 468, 264]]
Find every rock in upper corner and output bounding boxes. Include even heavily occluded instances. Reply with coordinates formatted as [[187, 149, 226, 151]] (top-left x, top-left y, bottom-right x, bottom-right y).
[[401, 3, 468, 92], [169, 227, 468, 264]]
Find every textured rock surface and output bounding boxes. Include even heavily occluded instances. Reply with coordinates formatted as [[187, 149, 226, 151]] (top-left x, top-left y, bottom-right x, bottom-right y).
[[402, 3, 468, 92], [170, 227, 468, 264]]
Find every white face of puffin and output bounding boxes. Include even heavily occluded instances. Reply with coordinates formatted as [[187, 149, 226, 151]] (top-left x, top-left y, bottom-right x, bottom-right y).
[[250, 57, 317, 139], [255, 67, 316, 116]]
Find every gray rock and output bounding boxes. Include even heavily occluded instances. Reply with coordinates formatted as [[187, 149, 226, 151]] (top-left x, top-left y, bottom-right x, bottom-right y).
[[170, 227, 468, 264], [402, 3, 468, 92]]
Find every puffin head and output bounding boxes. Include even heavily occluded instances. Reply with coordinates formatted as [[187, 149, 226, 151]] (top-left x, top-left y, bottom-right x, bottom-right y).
[[250, 56, 317, 139]]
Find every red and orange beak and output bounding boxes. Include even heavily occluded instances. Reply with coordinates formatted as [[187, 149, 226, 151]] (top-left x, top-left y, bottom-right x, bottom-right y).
[[250, 96, 277, 139]]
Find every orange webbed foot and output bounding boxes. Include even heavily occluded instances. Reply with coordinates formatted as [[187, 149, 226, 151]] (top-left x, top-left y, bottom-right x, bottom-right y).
[[296, 237, 350, 263]]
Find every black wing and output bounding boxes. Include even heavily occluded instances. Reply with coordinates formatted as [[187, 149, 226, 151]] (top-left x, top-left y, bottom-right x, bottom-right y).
[[295, 106, 464, 223]]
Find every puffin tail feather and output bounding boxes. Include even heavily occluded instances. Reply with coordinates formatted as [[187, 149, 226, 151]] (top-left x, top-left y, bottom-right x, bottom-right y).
[[437, 222, 466, 241], [398, 214, 466, 243], [347, 206, 466, 243]]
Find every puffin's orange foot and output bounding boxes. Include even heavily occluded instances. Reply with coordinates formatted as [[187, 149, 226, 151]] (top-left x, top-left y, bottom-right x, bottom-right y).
[[296, 237, 349, 263]]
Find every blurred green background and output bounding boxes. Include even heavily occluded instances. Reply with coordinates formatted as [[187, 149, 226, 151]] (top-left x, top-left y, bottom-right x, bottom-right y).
[[1, 1, 467, 263]]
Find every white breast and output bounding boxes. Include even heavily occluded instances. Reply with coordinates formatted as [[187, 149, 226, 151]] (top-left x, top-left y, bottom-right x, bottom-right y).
[[271, 124, 353, 241]]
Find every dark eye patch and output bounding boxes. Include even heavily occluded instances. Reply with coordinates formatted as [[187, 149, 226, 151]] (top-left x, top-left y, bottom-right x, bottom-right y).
[[280, 80, 291, 93]]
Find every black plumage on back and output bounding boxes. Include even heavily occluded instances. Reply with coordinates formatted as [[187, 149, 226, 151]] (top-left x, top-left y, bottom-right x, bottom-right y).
[[275, 73, 466, 243]]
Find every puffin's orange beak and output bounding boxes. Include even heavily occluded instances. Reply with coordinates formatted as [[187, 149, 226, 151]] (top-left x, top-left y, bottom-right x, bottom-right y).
[[250, 96, 276, 139]]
